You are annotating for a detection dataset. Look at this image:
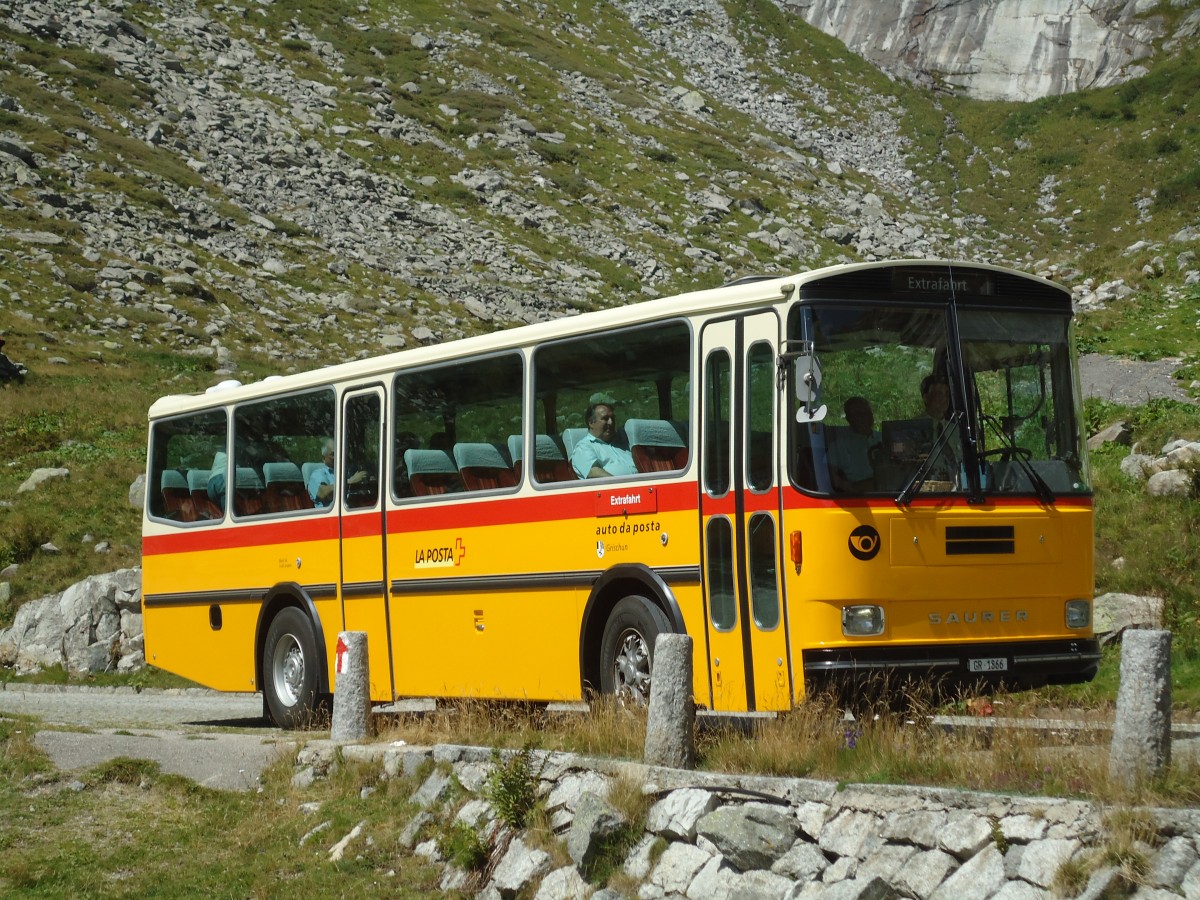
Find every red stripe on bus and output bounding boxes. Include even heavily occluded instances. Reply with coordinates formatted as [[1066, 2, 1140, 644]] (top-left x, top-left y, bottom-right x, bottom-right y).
[[340, 512, 383, 540], [141, 482, 1091, 557], [143, 516, 341, 555], [143, 481, 702, 555]]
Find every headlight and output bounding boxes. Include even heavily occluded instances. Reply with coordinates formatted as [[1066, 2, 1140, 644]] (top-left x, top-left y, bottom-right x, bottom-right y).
[[1065, 599, 1091, 629], [842, 605, 885, 637]]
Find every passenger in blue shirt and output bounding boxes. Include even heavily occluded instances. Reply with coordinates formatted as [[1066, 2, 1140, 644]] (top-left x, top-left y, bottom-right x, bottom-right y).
[[571, 402, 638, 479], [309, 439, 366, 506]]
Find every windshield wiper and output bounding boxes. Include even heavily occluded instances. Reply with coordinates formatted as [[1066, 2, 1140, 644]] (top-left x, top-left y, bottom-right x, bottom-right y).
[[981, 415, 1055, 505], [896, 412, 962, 506]]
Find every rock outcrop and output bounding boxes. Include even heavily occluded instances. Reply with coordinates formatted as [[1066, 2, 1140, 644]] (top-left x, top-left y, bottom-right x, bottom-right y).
[[0, 568, 143, 675], [784, 0, 1187, 101]]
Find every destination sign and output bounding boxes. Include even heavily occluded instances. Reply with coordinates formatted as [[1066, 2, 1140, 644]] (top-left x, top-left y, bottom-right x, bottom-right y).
[[892, 267, 994, 297], [595, 487, 658, 517]]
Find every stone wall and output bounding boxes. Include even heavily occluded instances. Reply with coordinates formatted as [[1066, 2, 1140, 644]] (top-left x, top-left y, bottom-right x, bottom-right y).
[[295, 740, 1200, 898]]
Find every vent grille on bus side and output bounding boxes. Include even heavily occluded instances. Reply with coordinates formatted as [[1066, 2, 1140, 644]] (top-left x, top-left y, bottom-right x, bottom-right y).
[[945, 526, 1015, 556]]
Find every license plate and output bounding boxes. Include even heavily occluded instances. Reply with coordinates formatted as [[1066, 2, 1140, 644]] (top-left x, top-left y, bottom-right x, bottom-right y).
[[968, 657, 1008, 673]]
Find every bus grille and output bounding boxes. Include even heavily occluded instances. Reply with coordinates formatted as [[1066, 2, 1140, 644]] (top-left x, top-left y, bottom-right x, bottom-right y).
[[945, 525, 1015, 555]]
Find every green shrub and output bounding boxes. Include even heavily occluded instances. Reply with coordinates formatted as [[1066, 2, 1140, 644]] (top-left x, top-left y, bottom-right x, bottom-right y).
[[1154, 164, 1200, 211], [91, 756, 160, 785], [437, 820, 488, 870], [486, 745, 540, 829], [2, 513, 53, 565]]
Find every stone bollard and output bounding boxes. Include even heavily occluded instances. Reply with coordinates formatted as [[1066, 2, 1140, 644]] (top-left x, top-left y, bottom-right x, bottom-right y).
[[644, 633, 695, 769], [1108, 629, 1172, 787], [330, 631, 372, 742]]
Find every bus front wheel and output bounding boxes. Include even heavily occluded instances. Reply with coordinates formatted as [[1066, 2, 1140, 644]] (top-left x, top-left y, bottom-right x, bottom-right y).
[[599, 596, 669, 705], [264, 607, 321, 729]]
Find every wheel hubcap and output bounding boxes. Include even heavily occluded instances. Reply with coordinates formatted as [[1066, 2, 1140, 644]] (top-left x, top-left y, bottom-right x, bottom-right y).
[[613, 628, 652, 704], [272, 634, 304, 707]]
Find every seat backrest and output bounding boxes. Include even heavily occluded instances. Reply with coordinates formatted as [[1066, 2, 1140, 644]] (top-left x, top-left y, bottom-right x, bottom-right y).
[[233, 466, 264, 516], [625, 418, 688, 473], [404, 448, 460, 496], [262, 461, 312, 512], [507, 434, 524, 480], [560, 427, 589, 459], [301, 461, 321, 487], [454, 442, 516, 492], [531, 433, 572, 482], [160, 469, 196, 521], [187, 468, 223, 519]]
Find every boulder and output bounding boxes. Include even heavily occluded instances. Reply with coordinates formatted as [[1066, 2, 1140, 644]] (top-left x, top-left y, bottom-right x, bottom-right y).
[[0, 568, 142, 675]]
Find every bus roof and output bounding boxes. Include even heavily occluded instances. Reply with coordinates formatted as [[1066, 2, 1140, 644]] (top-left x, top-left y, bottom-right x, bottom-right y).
[[147, 259, 1065, 420]]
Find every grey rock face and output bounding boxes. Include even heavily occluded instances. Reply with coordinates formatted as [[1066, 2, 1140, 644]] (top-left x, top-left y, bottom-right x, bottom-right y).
[[0, 567, 142, 675], [696, 802, 801, 871], [790, 0, 1166, 100], [565, 790, 625, 870]]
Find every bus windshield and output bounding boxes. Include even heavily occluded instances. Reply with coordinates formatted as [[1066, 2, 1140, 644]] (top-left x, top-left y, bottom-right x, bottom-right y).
[[789, 302, 1089, 499]]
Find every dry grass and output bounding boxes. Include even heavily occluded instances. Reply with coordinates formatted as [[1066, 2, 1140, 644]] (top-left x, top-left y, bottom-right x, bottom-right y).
[[372, 690, 1200, 809], [375, 697, 649, 761]]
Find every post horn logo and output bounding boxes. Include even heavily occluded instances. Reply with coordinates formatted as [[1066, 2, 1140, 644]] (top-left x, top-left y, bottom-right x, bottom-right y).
[[848, 525, 881, 561]]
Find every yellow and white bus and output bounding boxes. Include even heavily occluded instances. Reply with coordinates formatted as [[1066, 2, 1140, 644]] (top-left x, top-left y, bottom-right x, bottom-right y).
[[142, 260, 1099, 726]]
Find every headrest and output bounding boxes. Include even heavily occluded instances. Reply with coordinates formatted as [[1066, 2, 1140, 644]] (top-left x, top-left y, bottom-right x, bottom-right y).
[[160, 469, 187, 489], [453, 442, 513, 470], [624, 419, 687, 448], [263, 461, 303, 484], [404, 448, 457, 475]]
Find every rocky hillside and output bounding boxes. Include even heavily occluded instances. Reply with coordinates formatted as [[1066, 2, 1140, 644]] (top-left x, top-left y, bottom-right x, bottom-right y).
[[0, 0, 1197, 370], [1, 0, 966, 373]]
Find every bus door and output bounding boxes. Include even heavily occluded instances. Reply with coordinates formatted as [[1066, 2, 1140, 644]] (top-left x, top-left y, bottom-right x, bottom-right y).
[[699, 313, 792, 712], [339, 386, 395, 701]]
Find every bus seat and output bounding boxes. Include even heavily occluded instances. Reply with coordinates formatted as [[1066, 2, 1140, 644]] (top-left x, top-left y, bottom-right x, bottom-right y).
[[187, 468, 223, 519], [263, 461, 313, 512], [454, 442, 516, 492], [233, 466, 264, 516], [531, 433, 572, 482], [625, 418, 688, 473], [160, 469, 195, 521], [404, 448, 460, 496], [560, 427, 589, 459], [301, 461, 321, 488], [507, 435, 524, 480]]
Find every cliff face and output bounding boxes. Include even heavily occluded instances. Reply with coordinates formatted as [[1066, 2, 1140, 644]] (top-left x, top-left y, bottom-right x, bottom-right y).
[[783, 0, 1169, 101]]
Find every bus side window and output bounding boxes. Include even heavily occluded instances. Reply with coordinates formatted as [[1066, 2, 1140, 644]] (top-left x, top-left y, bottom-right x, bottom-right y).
[[392, 352, 524, 500], [532, 320, 691, 485], [233, 388, 334, 517], [147, 409, 227, 524]]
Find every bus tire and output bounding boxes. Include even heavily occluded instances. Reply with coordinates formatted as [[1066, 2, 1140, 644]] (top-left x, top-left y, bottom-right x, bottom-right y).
[[599, 596, 670, 705], [263, 607, 321, 729]]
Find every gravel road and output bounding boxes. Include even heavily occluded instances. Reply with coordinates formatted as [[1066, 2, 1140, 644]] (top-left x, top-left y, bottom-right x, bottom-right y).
[[0, 684, 294, 791], [1079, 353, 1195, 406]]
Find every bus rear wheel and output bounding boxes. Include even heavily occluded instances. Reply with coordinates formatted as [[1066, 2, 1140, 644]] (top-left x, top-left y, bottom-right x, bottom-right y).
[[599, 596, 669, 705], [264, 607, 321, 729]]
